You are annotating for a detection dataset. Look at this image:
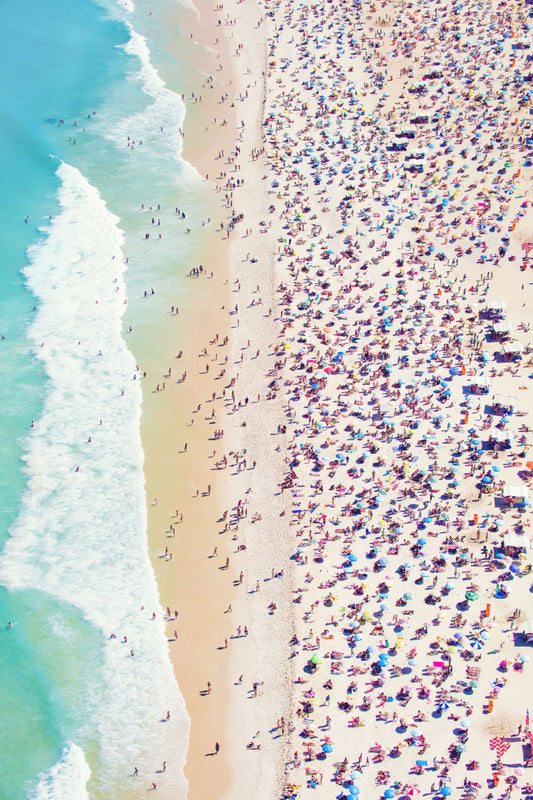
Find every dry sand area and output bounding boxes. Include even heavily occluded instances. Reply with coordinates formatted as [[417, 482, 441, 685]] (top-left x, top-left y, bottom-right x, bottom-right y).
[[142, 0, 533, 797]]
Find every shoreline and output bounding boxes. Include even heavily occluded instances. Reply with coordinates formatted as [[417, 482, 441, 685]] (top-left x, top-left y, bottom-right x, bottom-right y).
[[131, 0, 252, 797]]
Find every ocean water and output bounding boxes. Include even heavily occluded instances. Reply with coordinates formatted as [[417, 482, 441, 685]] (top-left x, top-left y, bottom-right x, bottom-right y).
[[0, 0, 210, 796]]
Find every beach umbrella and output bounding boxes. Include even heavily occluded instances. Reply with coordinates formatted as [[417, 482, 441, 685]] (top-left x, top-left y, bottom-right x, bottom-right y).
[[322, 743, 333, 753], [311, 653, 323, 664], [440, 787, 451, 796], [438, 702, 449, 712], [417, 537, 427, 545], [491, 465, 501, 473], [510, 563, 520, 574], [350, 770, 362, 781], [466, 591, 479, 601], [403, 593, 412, 601], [349, 787, 360, 796], [460, 719, 471, 728], [384, 790, 396, 799]]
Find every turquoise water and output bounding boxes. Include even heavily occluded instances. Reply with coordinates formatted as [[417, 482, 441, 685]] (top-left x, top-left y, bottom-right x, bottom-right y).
[[0, 0, 209, 795]]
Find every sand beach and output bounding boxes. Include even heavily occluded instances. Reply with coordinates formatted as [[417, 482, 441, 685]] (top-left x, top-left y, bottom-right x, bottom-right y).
[[132, 0, 533, 797]]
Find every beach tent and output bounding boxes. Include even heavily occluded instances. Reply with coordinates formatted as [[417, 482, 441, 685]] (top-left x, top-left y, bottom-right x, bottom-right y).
[[488, 430, 513, 449], [466, 376, 491, 394], [501, 485, 529, 508], [486, 300, 507, 314], [502, 532, 529, 553], [492, 394, 516, 416], [522, 620, 533, 644], [502, 342, 524, 360], [491, 321, 512, 339]]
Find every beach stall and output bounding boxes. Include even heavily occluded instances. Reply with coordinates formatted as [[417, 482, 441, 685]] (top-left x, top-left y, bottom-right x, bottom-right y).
[[490, 321, 513, 341], [502, 532, 529, 556], [466, 375, 491, 394], [501, 485, 529, 508], [521, 620, 533, 644], [491, 394, 516, 416], [485, 300, 507, 319], [501, 341, 524, 361], [487, 429, 513, 451]]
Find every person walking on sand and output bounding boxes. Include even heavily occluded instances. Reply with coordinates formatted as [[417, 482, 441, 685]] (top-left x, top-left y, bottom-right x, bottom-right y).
[[215, 742, 220, 754]]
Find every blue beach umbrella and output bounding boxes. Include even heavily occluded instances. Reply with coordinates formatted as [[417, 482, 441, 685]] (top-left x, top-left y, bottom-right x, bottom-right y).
[[440, 787, 451, 797], [322, 743, 333, 753], [349, 786, 360, 796], [384, 790, 396, 799]]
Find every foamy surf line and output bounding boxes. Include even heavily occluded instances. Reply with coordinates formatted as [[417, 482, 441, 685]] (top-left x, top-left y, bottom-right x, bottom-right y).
[[109, 22, 186, 159], [102, 11, 205, 186], [30, 743, 91, 800], [0, 161, 188, 798]]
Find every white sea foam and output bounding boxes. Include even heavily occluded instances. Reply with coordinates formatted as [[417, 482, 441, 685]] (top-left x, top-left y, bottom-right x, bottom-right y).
[[30, 743, 90, 800], [1, 162, 188, 798], [109, 23, 188, 164]]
